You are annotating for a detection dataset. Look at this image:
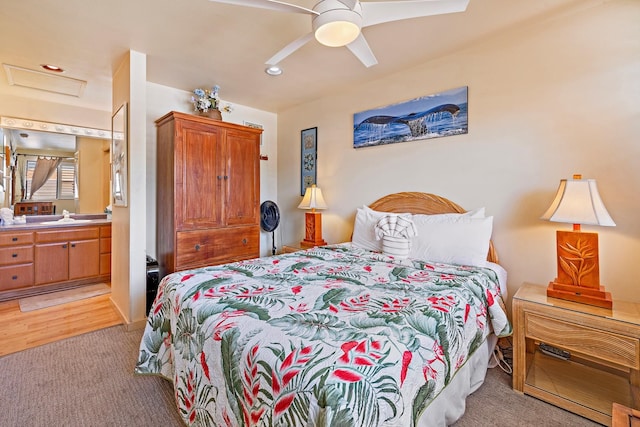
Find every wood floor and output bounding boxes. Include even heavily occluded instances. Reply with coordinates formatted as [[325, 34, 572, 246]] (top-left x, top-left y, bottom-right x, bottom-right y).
[[0, 292, 123, 357]]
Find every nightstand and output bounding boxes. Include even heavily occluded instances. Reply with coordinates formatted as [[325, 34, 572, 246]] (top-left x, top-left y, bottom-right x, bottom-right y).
[[513, 283, 640, 425], [281, 243, 318, 254], [281, 245, 303, 254]]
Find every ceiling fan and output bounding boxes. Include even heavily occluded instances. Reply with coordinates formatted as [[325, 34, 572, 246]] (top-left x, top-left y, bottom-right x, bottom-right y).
[[209, 0, 470, 68]]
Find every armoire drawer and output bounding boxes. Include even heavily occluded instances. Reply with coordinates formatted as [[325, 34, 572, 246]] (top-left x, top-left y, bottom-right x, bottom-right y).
[[176, 226, 259, 268]]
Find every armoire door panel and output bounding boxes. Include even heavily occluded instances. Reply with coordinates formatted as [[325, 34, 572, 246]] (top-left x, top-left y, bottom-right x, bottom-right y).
[[176, 126, 223, 229], [225, 130, 260, 227]]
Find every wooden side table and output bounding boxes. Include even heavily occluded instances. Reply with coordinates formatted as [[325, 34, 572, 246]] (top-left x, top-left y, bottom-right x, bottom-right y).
[[281, 245, 303, 254], [281, 242, 322, 254], [512, 283, 640, 425]]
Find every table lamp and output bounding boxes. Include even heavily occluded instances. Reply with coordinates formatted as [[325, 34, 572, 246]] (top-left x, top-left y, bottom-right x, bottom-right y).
[[540, 174, 615, 308], [298, 185, 327, 248]]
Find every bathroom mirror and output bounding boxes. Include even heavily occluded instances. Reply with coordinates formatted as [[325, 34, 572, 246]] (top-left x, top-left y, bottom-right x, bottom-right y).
[[0, 117, 111, 215], [111, 103, 127, 207]]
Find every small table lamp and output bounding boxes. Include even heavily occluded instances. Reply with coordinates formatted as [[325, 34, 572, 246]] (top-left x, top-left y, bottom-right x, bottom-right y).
[[298, 185, 327, 248], [541, 174, 616, 308]]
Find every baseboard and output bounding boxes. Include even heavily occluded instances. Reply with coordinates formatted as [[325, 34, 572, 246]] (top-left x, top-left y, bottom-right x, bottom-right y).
[[108, 295, 148, 331], [125, 318, 148, 331]]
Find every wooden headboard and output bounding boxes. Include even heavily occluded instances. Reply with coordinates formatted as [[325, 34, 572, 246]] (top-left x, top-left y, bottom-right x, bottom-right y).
[[368, 192, 498, 263]]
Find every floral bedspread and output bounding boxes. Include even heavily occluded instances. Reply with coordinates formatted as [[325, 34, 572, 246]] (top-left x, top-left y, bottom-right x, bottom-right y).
[[135, 244, 511, 427]]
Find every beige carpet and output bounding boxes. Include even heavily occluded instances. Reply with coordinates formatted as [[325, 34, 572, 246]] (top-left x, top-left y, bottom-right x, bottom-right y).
[[18, 283, 110, 312], [0, 326, 600, 427]]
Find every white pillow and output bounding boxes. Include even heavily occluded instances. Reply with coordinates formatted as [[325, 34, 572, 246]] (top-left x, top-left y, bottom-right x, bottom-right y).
[[468, 207, 486, 218], [408, 215, 493, 266], [411, 207, 485, 221], [351, 205, 485, 253]]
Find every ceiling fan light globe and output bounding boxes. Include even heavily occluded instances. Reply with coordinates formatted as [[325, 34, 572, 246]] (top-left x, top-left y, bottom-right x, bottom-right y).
[[312, 6, 362, 47], [315, 21, 360, 47]]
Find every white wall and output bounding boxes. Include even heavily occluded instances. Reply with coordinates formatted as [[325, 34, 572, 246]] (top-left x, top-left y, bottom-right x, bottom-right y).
[[145, 82, 279, 259], [111, 50, 148, 326], [276, 1, 640, 305]]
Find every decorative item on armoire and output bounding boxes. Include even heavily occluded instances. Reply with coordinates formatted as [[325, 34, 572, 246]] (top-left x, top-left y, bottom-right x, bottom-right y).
[[300, 127, 317, 196], [191, 86, 223, 120], [541, 173, 616, 308]]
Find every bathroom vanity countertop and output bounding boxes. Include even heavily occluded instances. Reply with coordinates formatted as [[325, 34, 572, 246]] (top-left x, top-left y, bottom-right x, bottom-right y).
[[0, 215, 111, 230]]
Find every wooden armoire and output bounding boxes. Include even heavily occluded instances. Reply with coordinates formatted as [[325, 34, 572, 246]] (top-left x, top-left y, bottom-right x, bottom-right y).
[[155, 111, 262, 278]]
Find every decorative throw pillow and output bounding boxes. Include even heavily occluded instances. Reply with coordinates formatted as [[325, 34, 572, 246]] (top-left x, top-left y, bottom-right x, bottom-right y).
[[374, 214, 417, 258], [352, 206, 410, 252], [380, 235, 411, 258]]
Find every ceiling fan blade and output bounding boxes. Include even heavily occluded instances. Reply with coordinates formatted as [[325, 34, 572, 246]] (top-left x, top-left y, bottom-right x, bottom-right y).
[[266, 32, 315, 66], [209, 0, 317, 15], [337, 0, 358, 10], [346, 34, 378, 68], [361, 0, 469, 27]]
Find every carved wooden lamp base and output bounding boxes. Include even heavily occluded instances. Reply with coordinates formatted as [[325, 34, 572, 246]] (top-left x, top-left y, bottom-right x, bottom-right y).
[[300, 211, 326, 248], [546, 229, 612, 309], [547, 281, 612, 309]]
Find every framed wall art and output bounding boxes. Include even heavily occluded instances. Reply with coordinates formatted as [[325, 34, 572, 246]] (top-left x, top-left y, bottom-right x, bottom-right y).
[[111, 103, 128, 207], [353, 86, 468, 148], [300, 127, 317, 196]]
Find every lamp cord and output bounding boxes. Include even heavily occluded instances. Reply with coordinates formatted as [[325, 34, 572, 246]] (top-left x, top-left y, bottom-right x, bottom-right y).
[[488, 337, 513, 375]]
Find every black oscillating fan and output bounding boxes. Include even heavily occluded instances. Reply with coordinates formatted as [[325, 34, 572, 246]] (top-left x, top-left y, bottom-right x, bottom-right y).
[[260, 200, 281, 255]]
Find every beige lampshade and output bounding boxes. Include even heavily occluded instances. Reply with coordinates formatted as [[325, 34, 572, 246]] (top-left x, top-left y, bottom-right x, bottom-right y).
[[298, 185, 328, 210], [541, 175, 615, 226]]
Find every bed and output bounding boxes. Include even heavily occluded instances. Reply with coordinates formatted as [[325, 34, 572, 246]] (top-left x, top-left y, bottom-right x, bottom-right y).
[[135, 192, 512, 426]]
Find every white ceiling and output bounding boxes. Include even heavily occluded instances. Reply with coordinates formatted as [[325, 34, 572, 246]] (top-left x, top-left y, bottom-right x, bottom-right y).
[[0, 0, 593, 114]]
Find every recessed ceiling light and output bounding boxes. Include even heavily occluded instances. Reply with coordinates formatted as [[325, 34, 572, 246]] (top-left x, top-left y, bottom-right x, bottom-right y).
[[265, 66, 283, 76], [41, 64, 64, 73]]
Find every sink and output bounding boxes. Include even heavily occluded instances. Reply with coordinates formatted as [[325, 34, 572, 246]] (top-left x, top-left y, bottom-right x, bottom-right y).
[[39, 219, 93, 225]]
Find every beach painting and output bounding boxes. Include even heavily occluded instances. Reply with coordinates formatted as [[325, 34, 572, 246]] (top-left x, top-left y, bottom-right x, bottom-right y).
[[353, 86, 468, 148]]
